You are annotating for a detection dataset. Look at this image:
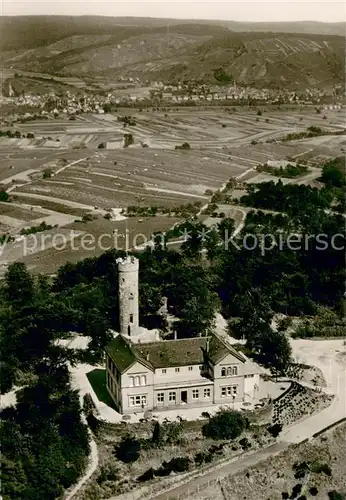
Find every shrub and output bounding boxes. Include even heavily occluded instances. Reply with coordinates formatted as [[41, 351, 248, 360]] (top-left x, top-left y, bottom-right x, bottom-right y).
[[165, 456, 191, 473], [267, 423, 282, 437], [175, 142, 191, 150], [290, 484, 302, 499], [202, 409, 246, 440], [328, 491, 345, 500], [194, 452, 208, 466], [0, 191, 10, 202], [201, 411, 211, 419], [293, 461, 309, 479], [137, 468, 155, 482], [155, 466, 171, 477], [310, 462, 332, 476], [42, 168, 52, 179], [82, 214, 93, 222], [104, 213, 112, 220], [114, 436, 141, 463], [239, 437, 251, 450], [97, 464, 118, 484]]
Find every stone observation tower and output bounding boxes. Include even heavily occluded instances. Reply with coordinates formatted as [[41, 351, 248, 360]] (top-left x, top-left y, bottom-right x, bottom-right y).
[[117, 256, 139, 337]]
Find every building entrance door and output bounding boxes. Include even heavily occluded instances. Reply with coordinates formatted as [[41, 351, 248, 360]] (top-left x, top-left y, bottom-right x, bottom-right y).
[[181, 390, 188, 404]]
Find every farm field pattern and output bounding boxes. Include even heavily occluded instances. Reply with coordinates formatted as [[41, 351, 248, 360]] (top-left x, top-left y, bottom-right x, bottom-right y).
[[0, 108, 345, 275]]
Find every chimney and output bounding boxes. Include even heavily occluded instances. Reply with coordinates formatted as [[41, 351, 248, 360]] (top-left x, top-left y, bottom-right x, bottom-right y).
[[206, 338, 210, 353], [146, 351, 150, 361]]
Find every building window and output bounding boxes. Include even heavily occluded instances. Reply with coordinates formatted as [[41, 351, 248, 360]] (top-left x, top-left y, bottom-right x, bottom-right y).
[[129, 376, 134, 387], [129, 314, 134, 323], [134, 376, 140, 387], [232, 385, 238, 395], [162, 369, 167, 374], [129, 395, 147, 407], [232, 366, 238, 376], [129, 293, 134, 300], [226, 367, 232, 376], [168, 391, 176, 402], [204, 388, 211, 399], [140, 375, 146, 386], [192, 389, 199, 400], [157, 392, 164, 404], [221, 367, 226, 377], [175, 367, 180, 373], [188, 366, 193, 371], [221, 386, 234, 397]]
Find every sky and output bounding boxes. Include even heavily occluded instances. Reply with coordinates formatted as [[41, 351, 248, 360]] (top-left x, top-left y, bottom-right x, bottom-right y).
[[2, 0, 345, 23]]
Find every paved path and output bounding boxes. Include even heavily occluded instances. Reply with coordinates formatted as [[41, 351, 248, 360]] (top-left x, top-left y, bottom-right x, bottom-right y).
[[279, 338, 346, 444]]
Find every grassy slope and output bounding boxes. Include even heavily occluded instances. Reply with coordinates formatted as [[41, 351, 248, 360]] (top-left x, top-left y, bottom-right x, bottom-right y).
[[2, 16, 345, 51], [1, 17, 345, 88]]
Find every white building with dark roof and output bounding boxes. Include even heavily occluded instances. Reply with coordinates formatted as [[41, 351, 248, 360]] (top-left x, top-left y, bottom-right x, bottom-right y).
[[105, 257, 261, 414]]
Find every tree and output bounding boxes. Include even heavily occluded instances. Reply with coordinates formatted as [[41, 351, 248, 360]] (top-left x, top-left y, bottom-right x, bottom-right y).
[[4, 262, 35, 309], [203, 409, 246, 440], [152, 421, 163, 446], [124, 133, 134, 147], [42, 168, 52, 179], [320, 157, 346, 188], [251, 327, 292, 375]]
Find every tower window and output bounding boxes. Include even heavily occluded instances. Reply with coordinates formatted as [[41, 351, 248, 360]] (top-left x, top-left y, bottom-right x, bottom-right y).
[[130, 314, 134, 323], [129, 293, 134, 300]]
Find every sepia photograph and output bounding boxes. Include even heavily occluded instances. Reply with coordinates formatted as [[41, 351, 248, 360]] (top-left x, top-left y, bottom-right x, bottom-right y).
[[0, 1, 345, 499]]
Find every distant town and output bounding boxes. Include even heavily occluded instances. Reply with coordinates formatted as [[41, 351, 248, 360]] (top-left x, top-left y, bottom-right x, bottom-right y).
[[1, 74, 344, 124]]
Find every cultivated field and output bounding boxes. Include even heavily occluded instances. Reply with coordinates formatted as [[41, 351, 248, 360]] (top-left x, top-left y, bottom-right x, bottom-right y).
[[0, 108, 344, 274]]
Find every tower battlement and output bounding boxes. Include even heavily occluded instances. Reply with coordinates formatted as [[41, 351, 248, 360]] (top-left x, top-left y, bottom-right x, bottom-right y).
[[116, 256, 139, 273]]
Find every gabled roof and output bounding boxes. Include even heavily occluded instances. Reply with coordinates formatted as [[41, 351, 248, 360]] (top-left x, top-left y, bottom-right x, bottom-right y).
[[105, 333, 246, 373], [105, 335, 153, 374]]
